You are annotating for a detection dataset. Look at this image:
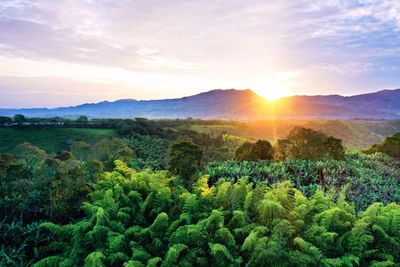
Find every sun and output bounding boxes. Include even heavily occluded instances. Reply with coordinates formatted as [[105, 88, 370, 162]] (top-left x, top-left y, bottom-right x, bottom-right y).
[[254, 88, 286, 101], [248, 80, 288, 101]]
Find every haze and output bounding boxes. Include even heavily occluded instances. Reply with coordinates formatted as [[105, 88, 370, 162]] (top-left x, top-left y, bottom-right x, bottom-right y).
[[0, 0, 399, 108]]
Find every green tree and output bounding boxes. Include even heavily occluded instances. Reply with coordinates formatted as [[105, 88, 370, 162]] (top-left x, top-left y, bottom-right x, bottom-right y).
[[235, 142, 254, 161], [276, 127, 345, 160], [273, 139, 290, 161], [93, 138, 134, 169], [325, 136, 345, 160], [71, 141, 93, 161], [167, 141, 203, 182], [235, 140, 273, 161], [251, 140, 273, 160], [366, 132, 400, 159], [13, 114, 26, 124], [76, 116, 89, 123], [0, 116, 12, 125]]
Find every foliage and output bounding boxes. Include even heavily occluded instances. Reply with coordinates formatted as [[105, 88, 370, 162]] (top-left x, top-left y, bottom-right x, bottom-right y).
[[0, 138, 133, 223], [93, 138, 135, 169], [275, 127, 345, 160], [0, 127, 116, 153], [0, 221, 51, 267], [76, 116, 89, 123], [116, 118, 166, 137], [366, 132, 400, 159], [235, 142, 254, 161], [203, 151, 400, 211], [251, 140, 274, 160], [167, 141, 203, 183], [0, 116, 13, 126], [13, 114, 27, 124], [1, 119, 400, 266], [34, 163, 400, 266], [124, 134, 170, 170], [235, 140, 273, 161], [182, 119, 400, 149]]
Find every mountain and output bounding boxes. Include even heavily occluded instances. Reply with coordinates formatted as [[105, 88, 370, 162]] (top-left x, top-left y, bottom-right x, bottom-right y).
[[276, 89, 400, 119], [1, 88, 400, 119]]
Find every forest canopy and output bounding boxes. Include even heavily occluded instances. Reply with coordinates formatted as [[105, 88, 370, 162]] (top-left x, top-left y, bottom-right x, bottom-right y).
[[1, 118, 400, 266]]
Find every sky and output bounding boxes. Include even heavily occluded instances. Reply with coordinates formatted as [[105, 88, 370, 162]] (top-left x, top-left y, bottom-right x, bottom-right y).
[[0, 0, 400, 108]]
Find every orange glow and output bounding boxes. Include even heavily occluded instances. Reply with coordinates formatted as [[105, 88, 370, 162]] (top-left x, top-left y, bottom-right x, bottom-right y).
[[248, 73, 299, 101]]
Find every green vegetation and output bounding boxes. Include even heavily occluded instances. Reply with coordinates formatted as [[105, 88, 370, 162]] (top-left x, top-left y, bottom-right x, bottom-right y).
[[32, 162, 400, 266], [124, 135, 169, 170], [235, 140, 274, 161], [203, 152, 400, 211], [1, 117, 400, 266], [0, 138, 134, 224], [366, 132, 400, 159], [274, 127, 345, 161], [184, 119, 400, 149], [0, 128, 116, 153], [167, 141, 203, 183]]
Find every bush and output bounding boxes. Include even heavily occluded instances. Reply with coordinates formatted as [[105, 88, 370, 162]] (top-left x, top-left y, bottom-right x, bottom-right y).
[[203, 151, 400, 211], [34, 162, 400, 266]]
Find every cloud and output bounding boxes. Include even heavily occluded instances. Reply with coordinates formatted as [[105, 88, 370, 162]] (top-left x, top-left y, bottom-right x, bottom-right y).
[[0, 0, 399, 107], [312, 62, 375, 75]]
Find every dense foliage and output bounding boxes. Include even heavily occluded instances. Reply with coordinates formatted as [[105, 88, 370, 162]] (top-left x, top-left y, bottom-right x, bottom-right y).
[[274, 127, 345, 161], [366, 132, 400, 159], [1, 119, 400, 266], [235, 140, 274, 161], [125, 135, 170, 170], [203, 152, 400, 211], [32, 162, 400, 266], [0, 221, 51, 266], [167, 141, 203, 182], [0, 139, 133, 224]]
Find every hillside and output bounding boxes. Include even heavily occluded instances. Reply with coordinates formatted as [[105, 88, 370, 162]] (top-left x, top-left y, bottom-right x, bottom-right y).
[[183, 120, 400, 149], [1, 88, 400, 119]]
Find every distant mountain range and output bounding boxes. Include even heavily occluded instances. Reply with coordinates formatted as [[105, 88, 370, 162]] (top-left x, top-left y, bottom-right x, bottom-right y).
[[1, 88, 400, 119]]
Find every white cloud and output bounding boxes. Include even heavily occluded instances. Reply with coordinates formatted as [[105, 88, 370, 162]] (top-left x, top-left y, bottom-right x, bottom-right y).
[[0, 0, 399, 106], [312, 62, 374, 75]]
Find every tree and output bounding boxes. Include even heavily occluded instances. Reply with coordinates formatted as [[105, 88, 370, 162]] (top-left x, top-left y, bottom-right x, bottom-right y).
[[273, 139, 290, 161], [76, 116, 89, 123], [0, 116, 12, 125], [325, 136, 345, 160], [366, 132, 400, 159], [13, 114, 26, 124], [13, 143, 47, 172], [71, 141, 93, 161], [93, 138, 134, 169], [115, 147, 135, 163], [251, 140, 274, 160], [275, 127, 345, 160], [54, 151, 74, 161], [235, 140, 273, 161], [235, 142, 254, 161], [167, 141, 203, 182]]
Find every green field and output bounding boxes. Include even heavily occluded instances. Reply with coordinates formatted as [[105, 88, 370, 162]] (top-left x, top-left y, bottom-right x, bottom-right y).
[[0, 127, 117, 153]]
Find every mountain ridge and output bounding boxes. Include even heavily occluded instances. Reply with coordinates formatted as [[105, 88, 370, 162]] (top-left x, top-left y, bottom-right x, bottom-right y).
[[1, 88, 400, 119]]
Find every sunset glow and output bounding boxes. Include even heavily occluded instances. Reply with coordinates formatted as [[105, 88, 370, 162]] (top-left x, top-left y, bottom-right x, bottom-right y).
[[0, 1, 400, 107]]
